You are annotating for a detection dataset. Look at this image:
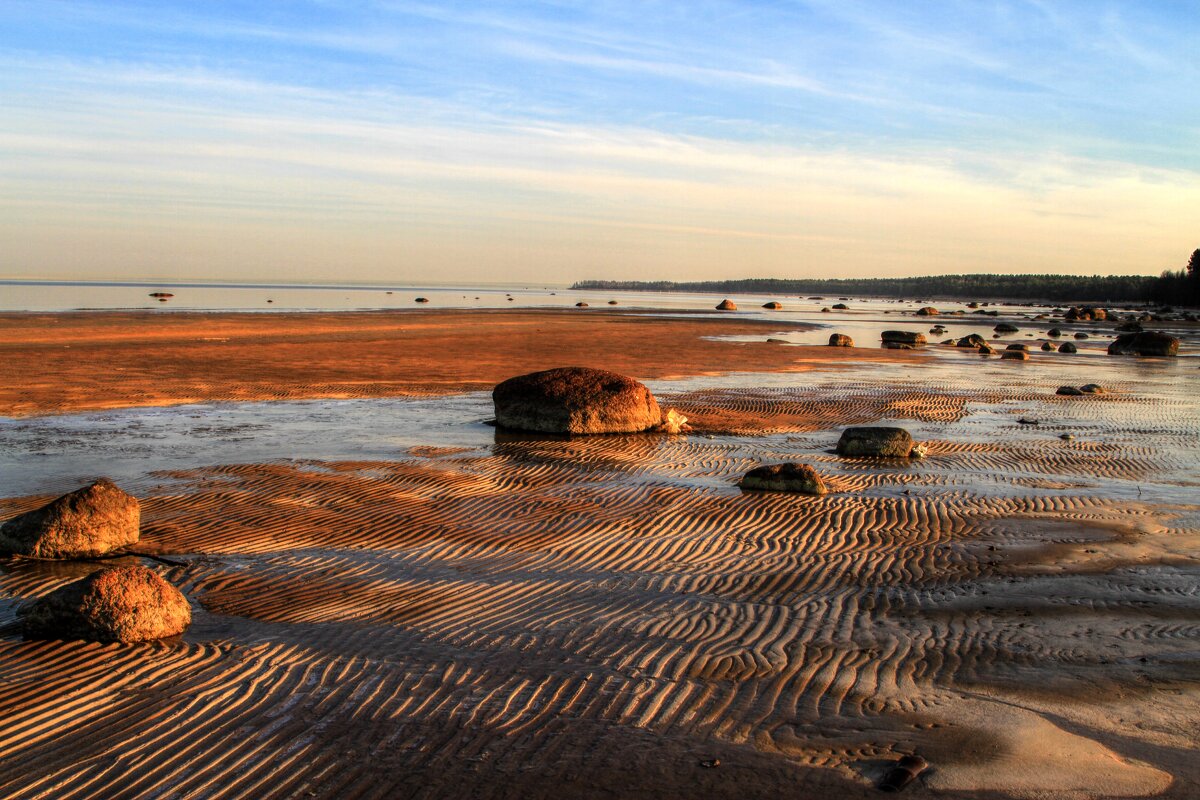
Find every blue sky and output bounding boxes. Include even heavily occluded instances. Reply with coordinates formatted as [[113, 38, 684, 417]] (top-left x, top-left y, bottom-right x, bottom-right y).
[[2, 0, 1197, 282]]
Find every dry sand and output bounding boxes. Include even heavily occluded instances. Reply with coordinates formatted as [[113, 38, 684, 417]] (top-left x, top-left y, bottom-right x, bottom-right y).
[[0, 309, 1197, 799]]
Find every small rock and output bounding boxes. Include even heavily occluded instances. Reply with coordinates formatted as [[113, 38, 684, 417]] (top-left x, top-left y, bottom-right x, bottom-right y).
[[575, 302, 589, 308], [1079, 384, 1106, 394], [415, 297, 429, 303], [739, 463, 827, 495], [762, 301, 783, 310], [19, 565, 191, 643], [832, 303, 849, 310], [994, 323, 1020, 333], [1074, 332, 1089, 339], [915, 306, 938, 316], [0, 479, 140, 559], [1058, 342, 1077, 353], [828, 334, 854, 347], [716, 299, 737, 311], [1060, 433, 1074, 440], [1056, 386, 1084, 396], [881, 331, 926, 346], [1000, 350, 1029, 360], [836, 427, 917, 458]]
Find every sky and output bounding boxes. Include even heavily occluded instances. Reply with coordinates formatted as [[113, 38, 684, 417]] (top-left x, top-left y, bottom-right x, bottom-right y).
[[1, 0, 1197, 284]]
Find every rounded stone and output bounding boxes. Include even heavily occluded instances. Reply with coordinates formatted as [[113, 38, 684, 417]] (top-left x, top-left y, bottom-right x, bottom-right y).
[[739, 463, 827, 495], [836, 427, 916, 458], [0, 479, 140, 559], [493, 367, 663, 434]]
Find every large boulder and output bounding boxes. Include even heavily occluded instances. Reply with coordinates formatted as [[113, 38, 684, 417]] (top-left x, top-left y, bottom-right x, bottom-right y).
[[739, 463, 827, 495], [956, 334, 986, 348], [19, 566, 191, 643], [0, 480, 140, 559], [1058, 342, 1077, 353], [493, 367, 664, 434], [836, 427, 917, 458], [881, 330, 926, 346], [828, 333, 854, 347], [716, 299, 737, 311], [1108, 332, 1179, 357]]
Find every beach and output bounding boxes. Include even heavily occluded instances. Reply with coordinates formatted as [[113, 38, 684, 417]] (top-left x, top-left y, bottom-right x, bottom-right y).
[[1, 306, 1197, 799]]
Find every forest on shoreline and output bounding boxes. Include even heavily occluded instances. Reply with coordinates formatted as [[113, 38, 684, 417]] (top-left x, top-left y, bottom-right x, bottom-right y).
[[574, 254, 1200, 305]]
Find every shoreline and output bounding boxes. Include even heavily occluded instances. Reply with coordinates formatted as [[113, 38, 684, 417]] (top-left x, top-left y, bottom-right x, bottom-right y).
[[0, 308, 920, 418]]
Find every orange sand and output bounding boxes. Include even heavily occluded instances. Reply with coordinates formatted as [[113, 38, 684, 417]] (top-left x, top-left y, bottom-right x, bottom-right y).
[[0, 309, 916, 417]]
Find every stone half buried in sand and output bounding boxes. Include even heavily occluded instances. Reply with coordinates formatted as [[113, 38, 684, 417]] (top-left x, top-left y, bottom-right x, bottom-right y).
[[19, 565, 191, 643], [836, 426, 918, 458], [716, 299, 737, 311], [1107, 331, 1179, 356], [0, 479, 140, 559], [738, 463, 827, 495], [493, 367, 669, 434]]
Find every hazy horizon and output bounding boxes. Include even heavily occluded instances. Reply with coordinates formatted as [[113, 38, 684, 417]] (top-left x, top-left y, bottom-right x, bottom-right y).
[[3, 1, 1197, 284]]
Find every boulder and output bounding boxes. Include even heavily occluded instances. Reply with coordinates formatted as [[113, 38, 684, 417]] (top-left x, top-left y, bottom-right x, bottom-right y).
[[1047, 328, 1062, 337], [1056, 386, 1084, 396], [977, 343, 996, 355], [956, 334, 986, 348], [739, 463, 827, 495], [0, 479, 140, 559], [493, 367, 664, 434], [716, 299, 737, 311], [1040, 342, 1054, 351], [1058, 342, 1077, 353], [967, 302, 979, 309], [762, 301, 783, 310], [575, 302, 589, 308], [828, 334, 854, 347], [836, 427, 916, 458], [1080, 384, 1106, 394], [915, 307, 938, 316], [19, 565, 191, 643], [881, 330, 926, 346], [994, 323, 1020, 333], [832, 303, 849, 310], [1001, 350, 1029, 360], [1005, 343, 1029, 352], [1074, 332, 1089, 339], [1108, 332, 1179, 357]]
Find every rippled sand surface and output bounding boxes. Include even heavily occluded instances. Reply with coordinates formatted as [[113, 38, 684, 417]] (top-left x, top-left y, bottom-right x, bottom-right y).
[[1, 309, 1197, 799]]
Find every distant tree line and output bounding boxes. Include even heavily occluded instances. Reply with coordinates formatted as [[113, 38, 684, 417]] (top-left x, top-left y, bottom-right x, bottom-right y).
[[573, 251, 1200, 306]]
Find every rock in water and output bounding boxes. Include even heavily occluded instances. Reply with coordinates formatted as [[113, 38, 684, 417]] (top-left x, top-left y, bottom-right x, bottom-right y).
[[1107, 331, 1180, 356], [0, 479, 140, 559], [915, 306, 938, 316], [762, 301, 783, 310], [828, 333, 854, 347], [956, 334, 985, 348], [994, 323, 1020, 333], [1059, 342, 1077, 353], [19, 566, 191, 643], [739, 463, 827, 495], [1000, 350, 1029, 360], [880, 331, 927, 346], [716, 299, 737, 311], [493, 367, 663, 434], [836, 427, 916, 457]]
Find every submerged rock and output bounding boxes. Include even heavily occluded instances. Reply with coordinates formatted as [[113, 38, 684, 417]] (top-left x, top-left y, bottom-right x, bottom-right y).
[[0, 479, 140, 559], [1108, 331, 1179, 356], [828, 333, 854, 347], [493, 367, 663, 434], [881, 331, 926, 346], [716, 299, 737, 311], [739, 463, 827, 495], [836, 427, 917, 458], [19, 565, 191, 643]]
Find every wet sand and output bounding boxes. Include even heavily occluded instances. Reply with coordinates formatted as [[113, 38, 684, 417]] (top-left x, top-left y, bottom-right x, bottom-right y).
[[1, 309, 1198, 799], [0, 309, 916, 417]]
